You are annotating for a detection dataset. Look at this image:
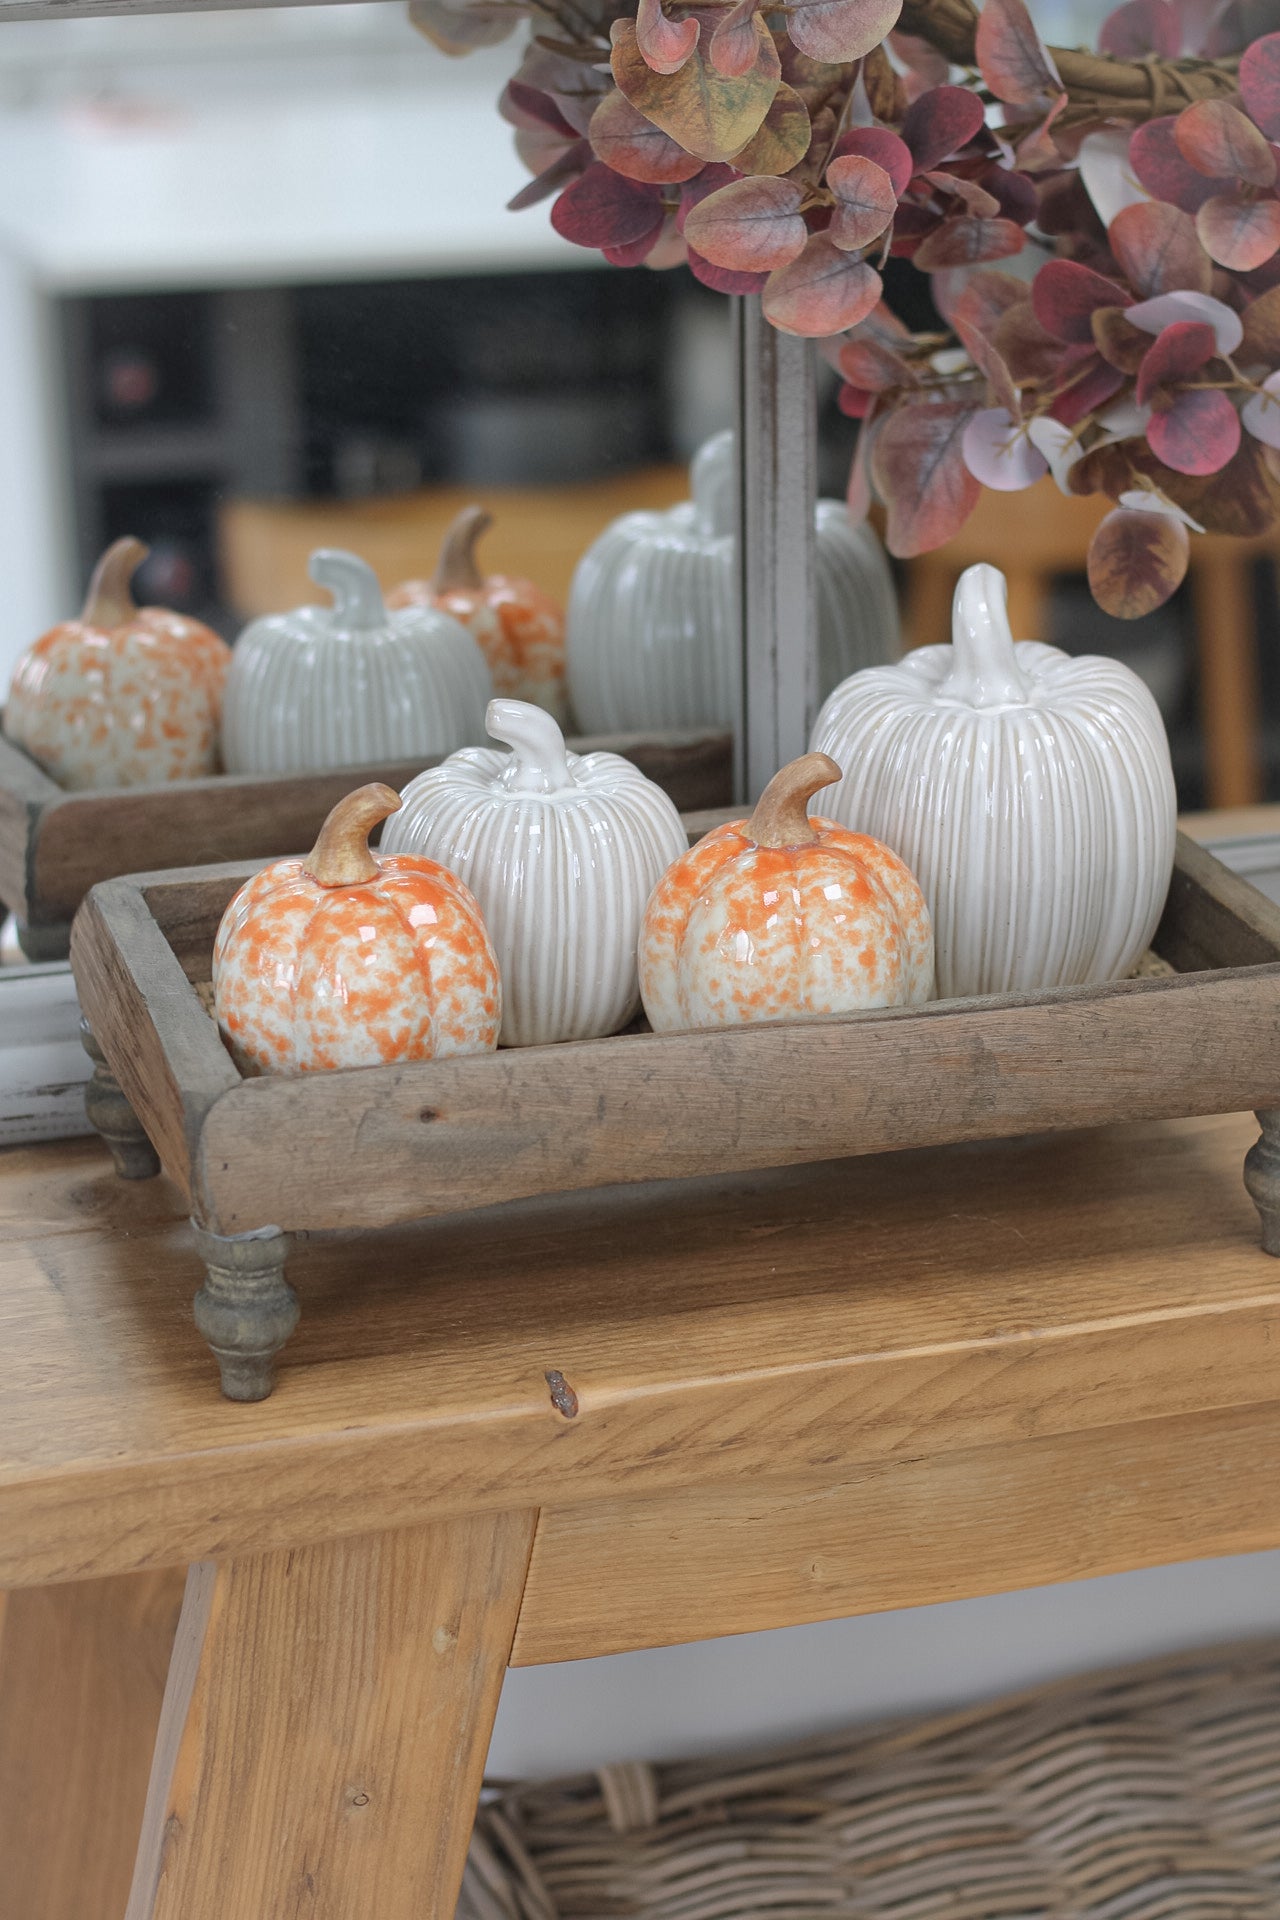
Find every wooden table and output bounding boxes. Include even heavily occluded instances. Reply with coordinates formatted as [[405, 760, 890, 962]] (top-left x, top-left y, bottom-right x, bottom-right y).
[[5, 1111, 1280, 1919]]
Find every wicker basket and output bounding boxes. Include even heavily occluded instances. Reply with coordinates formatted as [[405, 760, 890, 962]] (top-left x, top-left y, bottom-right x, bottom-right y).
[[460, 1640, 1280, 1919]]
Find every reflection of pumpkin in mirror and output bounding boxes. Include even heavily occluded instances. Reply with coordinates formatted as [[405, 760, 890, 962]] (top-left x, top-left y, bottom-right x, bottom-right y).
[[640, 752, 934, 1033], [4, 537, 230, 791], [213, 782, 500, 1076], [388, 506, 568, 723]]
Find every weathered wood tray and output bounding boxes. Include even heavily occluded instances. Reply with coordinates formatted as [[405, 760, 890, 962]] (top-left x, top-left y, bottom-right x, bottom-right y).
[[0, 726, 731, 958], [71, 826, 1280, 1401]]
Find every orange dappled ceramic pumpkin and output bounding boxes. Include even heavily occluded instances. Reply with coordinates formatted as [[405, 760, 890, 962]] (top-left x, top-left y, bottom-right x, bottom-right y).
[[5, 537, 230, 790], [213, 783, 500, 1075], [388, 506, 568, 722], [639, 752, 934, 1032]]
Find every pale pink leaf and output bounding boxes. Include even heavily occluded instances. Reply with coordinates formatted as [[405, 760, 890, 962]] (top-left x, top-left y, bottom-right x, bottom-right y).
[[1175, 97, 1277, 184], [1240, 31, 1280, 141], [826, 155, 898, 251], [762, 236, 882, 335], [786, 0, 903, 64], [962, 407, 1049, 489], [1242, 369, 1280, 446], [1126, 289, 1243, 353], [710, 0, 761, 75], [1196, 191, 1280, 269], [974, 0, 1063, 106], [636, 0, 700, 74], [682, 175, 808, 271]]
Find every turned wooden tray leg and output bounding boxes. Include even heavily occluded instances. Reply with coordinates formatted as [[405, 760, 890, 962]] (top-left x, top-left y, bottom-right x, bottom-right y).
[[80, 1018, 161, 1180], [191, 1222, 297, 1402], [125, 1514, 536, 1920], [1245, 1109, 1280, 1254]]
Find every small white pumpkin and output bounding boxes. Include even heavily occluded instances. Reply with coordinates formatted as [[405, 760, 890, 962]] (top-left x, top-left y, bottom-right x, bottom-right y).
[[381, 698, 688, 1046], [565, 429, 901, 734], [810, 562, 1177, 1000], [220, 548, 490, 775]]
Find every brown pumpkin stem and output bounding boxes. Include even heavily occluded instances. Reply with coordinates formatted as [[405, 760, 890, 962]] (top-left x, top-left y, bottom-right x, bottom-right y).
[[304, 783, 402, 888], [81, 537, 148, 627], [746, 753, 842, 851], [433, 506, 492, 594]]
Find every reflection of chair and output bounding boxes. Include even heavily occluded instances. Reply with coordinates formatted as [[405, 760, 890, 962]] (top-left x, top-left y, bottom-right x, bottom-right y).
[[217, 470, 691, 621], [901, 480, 1268, 810]]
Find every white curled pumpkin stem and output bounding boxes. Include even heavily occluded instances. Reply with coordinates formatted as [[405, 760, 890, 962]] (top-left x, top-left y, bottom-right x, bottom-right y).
[[488, 698, 573, 795], [747, 752, 842, 850], [309, 549, 387, 631], [82, 537, 148, 628], [305, 783, 401, 888], [939, 564, 1031, 709]]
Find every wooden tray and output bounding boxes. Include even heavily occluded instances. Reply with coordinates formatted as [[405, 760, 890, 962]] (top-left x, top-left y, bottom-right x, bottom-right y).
[[0, 726, 732, 959], [70, 826, 1280, 1402]]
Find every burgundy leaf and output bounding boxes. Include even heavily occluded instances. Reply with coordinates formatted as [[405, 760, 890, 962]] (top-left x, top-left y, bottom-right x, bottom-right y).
[[913, 215, 1026, 269], [1241, 280, 1280, 358], [830, 126, 914, 196], [709, 0, 760, 76], [839, 337, 920, 393], [900, 85, 987, 171], [1129, 115, 1220, 211], [827, 155, 898, 251], [686, 244, 770, 292], [887, 200, 937, 257], [676, 162, 741, 231], [1092, 305, 1155, 372], [506, 139, 590, 211], [636, 0, 700, 74], [1133, 319, 1218, 403], [1108, 200, 1212, 296], [888, 29, 951, 85], [1087, 506, 1189, 617], [551, 165, 664, 249], [839, 383, 874, 417], [785, 0, 903, 65], [762, 236, 883, 334], [1049, 356, 1125, 425], [589, 92, 705, 183], [941, 266, 1027, 331], [996, 301, 1091, 383], [1146, 386, 1242, 472], [1098, 0, 1183, 55], [923, 170, 1002, 218], [1175, 97, 1278, 184], [602, 213, 669, 266], [1032, 259, 1132, 343], [871, 398, 981, 554], [1241, 31, 1280, 140], [503, 80, 580, 140], [1197, 191, 1280, 268], [974, 0, 1064, 106], [980, 163, 1038, 224], [682, 175, 808, 270], [1015, 90, 1069, 172], [952, 319, 1021, 414]]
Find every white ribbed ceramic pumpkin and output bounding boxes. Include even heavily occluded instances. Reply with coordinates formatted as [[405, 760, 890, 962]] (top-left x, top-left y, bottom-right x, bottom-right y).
[[220, 548, 490, 775], [381, 698, 688, 1046], [810, 563, 1176, 1000], [566, 430, 900, 733]]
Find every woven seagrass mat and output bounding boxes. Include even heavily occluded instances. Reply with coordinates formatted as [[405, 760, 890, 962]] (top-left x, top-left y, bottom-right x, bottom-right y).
[[459, 1638, 1280, 1919]]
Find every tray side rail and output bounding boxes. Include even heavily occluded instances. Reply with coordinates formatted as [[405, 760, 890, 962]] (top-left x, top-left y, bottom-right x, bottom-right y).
[[1155, 831, 1280, 971]]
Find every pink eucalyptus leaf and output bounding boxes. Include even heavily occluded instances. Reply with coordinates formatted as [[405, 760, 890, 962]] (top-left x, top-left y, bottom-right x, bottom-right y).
[[942, 266, 1027, 331], [1087, 506, 1190, 617], [503, 80, 580, 140], [1098, 0, 1183, 55], [1146, 385, 1242, 472], [974, 0, 1064, 106], [962, 407, 1049, 489], [981, 163, 1039, 224], [785, 0, 903, 64], [847, 415, 876, 523], [1126, 288, 1243, 352], [913, 215, 1026, 269], [408, 0, 518, 54], [827, 155, 898, 251], [900, 85, 987, 171], [709, 0, 760, 76], [602, 212, 669, 265], [676, 163, 740, 232], [682, 174, 808, 270], [1196, 190, 1280, 268], [831, 126, 914, 196], [1049, 357, 1125, 425], [1175, 97, 1277, 184], [839, 383, 874, 416], [686, 243, 770, 292], [871, 398, 981, 555], [636, 0, 700, 74], [589, 92, 705, 183], [507, 139, 591, 210], [730, 84, 812, 174], [838, 336, 920, 390], [1133, 319, 1218, 404], [551, 165, 665, 249], [1108, 199, 1212, 296], [762, 236, 883, 334], [1241, 32, 1280, 141], [952, 319, 1021, 415], [1242, 368, 1280, 444], [611, 19, 779, 165], [1129, 115, 1220, 211], [923, 170, 1002, 218], [889, 29, 952, 85], [1032, 259, 1132, 343], [1016, 92, 1070, 172]]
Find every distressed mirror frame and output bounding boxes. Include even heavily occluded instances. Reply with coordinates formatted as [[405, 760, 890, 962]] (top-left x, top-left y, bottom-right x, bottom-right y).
[[0, 0, 824, 1142]]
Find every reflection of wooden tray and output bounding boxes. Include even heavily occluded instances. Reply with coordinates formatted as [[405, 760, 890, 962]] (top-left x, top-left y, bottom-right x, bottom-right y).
[[0, 726, 731, 958], [71, 829, 1280, 1403]]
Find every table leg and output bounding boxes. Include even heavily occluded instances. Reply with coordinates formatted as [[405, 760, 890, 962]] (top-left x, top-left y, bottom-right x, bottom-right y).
[[1245, 1108, 1280, 1254], [80, 1020, 161, 1181], [126, 1511, 537, 1920], [0, 1571, 186, 1920]]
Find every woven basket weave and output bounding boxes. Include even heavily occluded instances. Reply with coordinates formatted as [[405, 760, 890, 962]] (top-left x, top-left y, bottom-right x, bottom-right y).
[[459, 1639, 1280, 1919]]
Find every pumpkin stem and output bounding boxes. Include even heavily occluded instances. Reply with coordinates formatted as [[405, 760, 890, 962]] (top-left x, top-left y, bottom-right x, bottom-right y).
[[309, 549, 387, 631], [304, 783, 402, 888], [433, 506, 491, 594], [746, 752, 841, 850], [81, 537, 148, 628], [488, 698, 574, 795], [938, 564, 1031, 709], [689, 430, 737, 541]]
